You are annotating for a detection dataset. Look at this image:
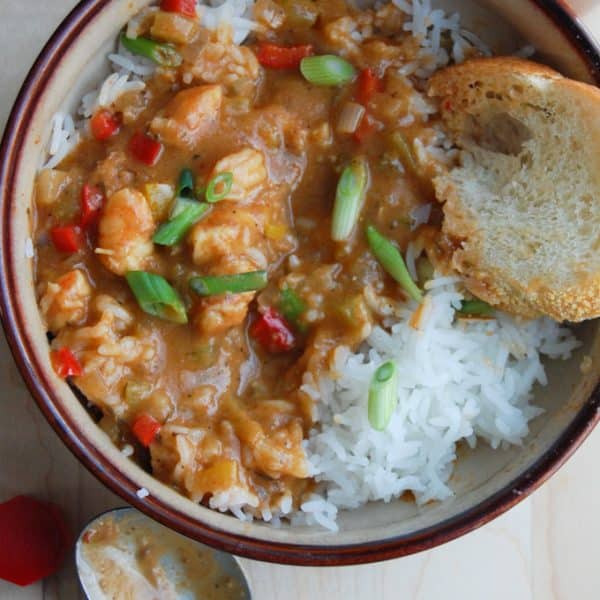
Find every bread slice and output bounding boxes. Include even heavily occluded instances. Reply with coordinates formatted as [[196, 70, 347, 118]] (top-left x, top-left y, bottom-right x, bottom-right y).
[[428, 57, 600, 322]]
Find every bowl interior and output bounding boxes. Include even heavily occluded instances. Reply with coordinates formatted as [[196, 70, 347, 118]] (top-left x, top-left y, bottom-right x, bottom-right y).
[[3, 0, 599, 561]]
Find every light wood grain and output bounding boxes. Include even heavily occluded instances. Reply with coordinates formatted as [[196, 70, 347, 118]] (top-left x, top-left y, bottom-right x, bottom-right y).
[[0, 2, 599, 598]]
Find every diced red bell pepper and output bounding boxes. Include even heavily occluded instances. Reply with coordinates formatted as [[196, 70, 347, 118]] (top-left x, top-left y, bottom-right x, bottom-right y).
[[250, 308, 296, 353], [132, 414, 162, 447], [129, 132, 163, 167], [353, 113, 377, 143], [90, 110, 121, 141], [80, 184, 105, 228], [160, 0, 197, 18], [50, 225, 81, 253], [257, 43, 314, 69], [51, 348, 83, 379], [356, 68, 384, 105], [0, 496, 71, 587]]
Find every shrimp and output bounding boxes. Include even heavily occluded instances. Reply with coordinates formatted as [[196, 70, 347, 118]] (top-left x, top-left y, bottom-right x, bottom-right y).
[[189, 27, 260, 97], [39, 269, 92, 332], [209, 148, 267, 203], [188, 150, 291, 336], [190, 213, 265, 338], [54, 295, 161, 418], [190, 207, 263, 267], [150, 85, 223, 150], [225, 398, 309, 479], [194, 292, 256, 336], [98, 188, 155, 275], [192, 255, 265, 336]]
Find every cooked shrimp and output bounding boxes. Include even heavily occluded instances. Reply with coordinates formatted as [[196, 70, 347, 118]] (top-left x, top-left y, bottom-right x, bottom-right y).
[[189, 27, 260, 96], [190, 207, 263, 266], [190, 164, 273, 336], [98, 188, 155, 275], [225, 399, 309, 479], [209, 148, 267, 202], [194, 292, 256, 336], [54, 295, 161, 418], [39, 269, 92, 332], [150, 85, 223, 150], [193, 255, 264, 336]]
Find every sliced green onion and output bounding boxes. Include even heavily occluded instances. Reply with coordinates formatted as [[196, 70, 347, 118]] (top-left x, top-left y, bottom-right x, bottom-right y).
[[120, 34, 182, 67], [331, 158, 368, 241], [368, 361, 398, 431], [366, 225, 423, 304], [189, 271, 268, 296], [458, 299, 495, 316], [176, 168, 195, 199], [206, 172, 234, 203], [153, 199, 209, 246], [126, 271, 188, 324], [279, 287, 306, 330], [300, 55, 357, 86]]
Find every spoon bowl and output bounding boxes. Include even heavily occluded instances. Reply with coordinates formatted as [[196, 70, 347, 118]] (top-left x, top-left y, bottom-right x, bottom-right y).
[[76, 507, 253, 600]]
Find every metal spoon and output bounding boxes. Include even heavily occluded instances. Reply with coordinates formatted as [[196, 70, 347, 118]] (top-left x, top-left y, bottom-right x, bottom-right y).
[[75, 507, 252, 600]]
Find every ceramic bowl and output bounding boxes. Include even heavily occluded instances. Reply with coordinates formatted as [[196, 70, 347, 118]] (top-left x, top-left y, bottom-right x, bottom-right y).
[[1, 0, 599, 566]]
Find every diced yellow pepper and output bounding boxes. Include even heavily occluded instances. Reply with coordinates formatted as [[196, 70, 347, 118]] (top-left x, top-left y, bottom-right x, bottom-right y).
[[265, 223, 288, 242], [151, 11, 199, 45], [36, 169, 70, 207], [144, 183, 174, 222]]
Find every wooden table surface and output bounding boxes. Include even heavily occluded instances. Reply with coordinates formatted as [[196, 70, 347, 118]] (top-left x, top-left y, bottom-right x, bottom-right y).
[[1, 2, 599, 598]]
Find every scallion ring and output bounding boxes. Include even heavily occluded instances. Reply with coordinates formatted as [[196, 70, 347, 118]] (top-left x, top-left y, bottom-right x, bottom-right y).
[[331, 158, 368, 241], [176, 168, 195, 199], [120, 34, 182, 67], [368, 361, 398, 431], [206, 172, 234, 203], [126, 271, 188, 324], [190, 271, 268, 296], [366, 225, 423, 304], [300, 55, 357, 86]]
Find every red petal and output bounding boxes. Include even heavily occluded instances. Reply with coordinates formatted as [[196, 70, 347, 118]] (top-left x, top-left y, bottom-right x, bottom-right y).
[[0, 496, 71, 587]]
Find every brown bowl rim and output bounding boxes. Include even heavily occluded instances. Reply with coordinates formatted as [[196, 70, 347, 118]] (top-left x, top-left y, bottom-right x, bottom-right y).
[[1, 0, 599, 567]]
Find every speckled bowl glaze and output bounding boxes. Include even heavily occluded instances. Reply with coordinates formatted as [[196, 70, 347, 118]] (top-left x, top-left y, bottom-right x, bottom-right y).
[[1, 0, 599, 566]]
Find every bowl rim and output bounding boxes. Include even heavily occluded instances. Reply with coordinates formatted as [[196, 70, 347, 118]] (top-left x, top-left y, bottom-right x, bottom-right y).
[[1, 0, 599, 567]]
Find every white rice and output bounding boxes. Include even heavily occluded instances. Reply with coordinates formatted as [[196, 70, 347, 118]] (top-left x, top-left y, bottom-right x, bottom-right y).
[[199, 0, 258, 44], [136, 487, 150, 499], [38, 1, 568, 532], [80, 72, 146, 119], [301, 279, 579, 530], [43, 113, 80, 169]]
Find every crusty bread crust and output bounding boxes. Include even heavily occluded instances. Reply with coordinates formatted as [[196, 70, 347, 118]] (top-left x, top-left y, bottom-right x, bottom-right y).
[[428, 57, 600, 322]]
